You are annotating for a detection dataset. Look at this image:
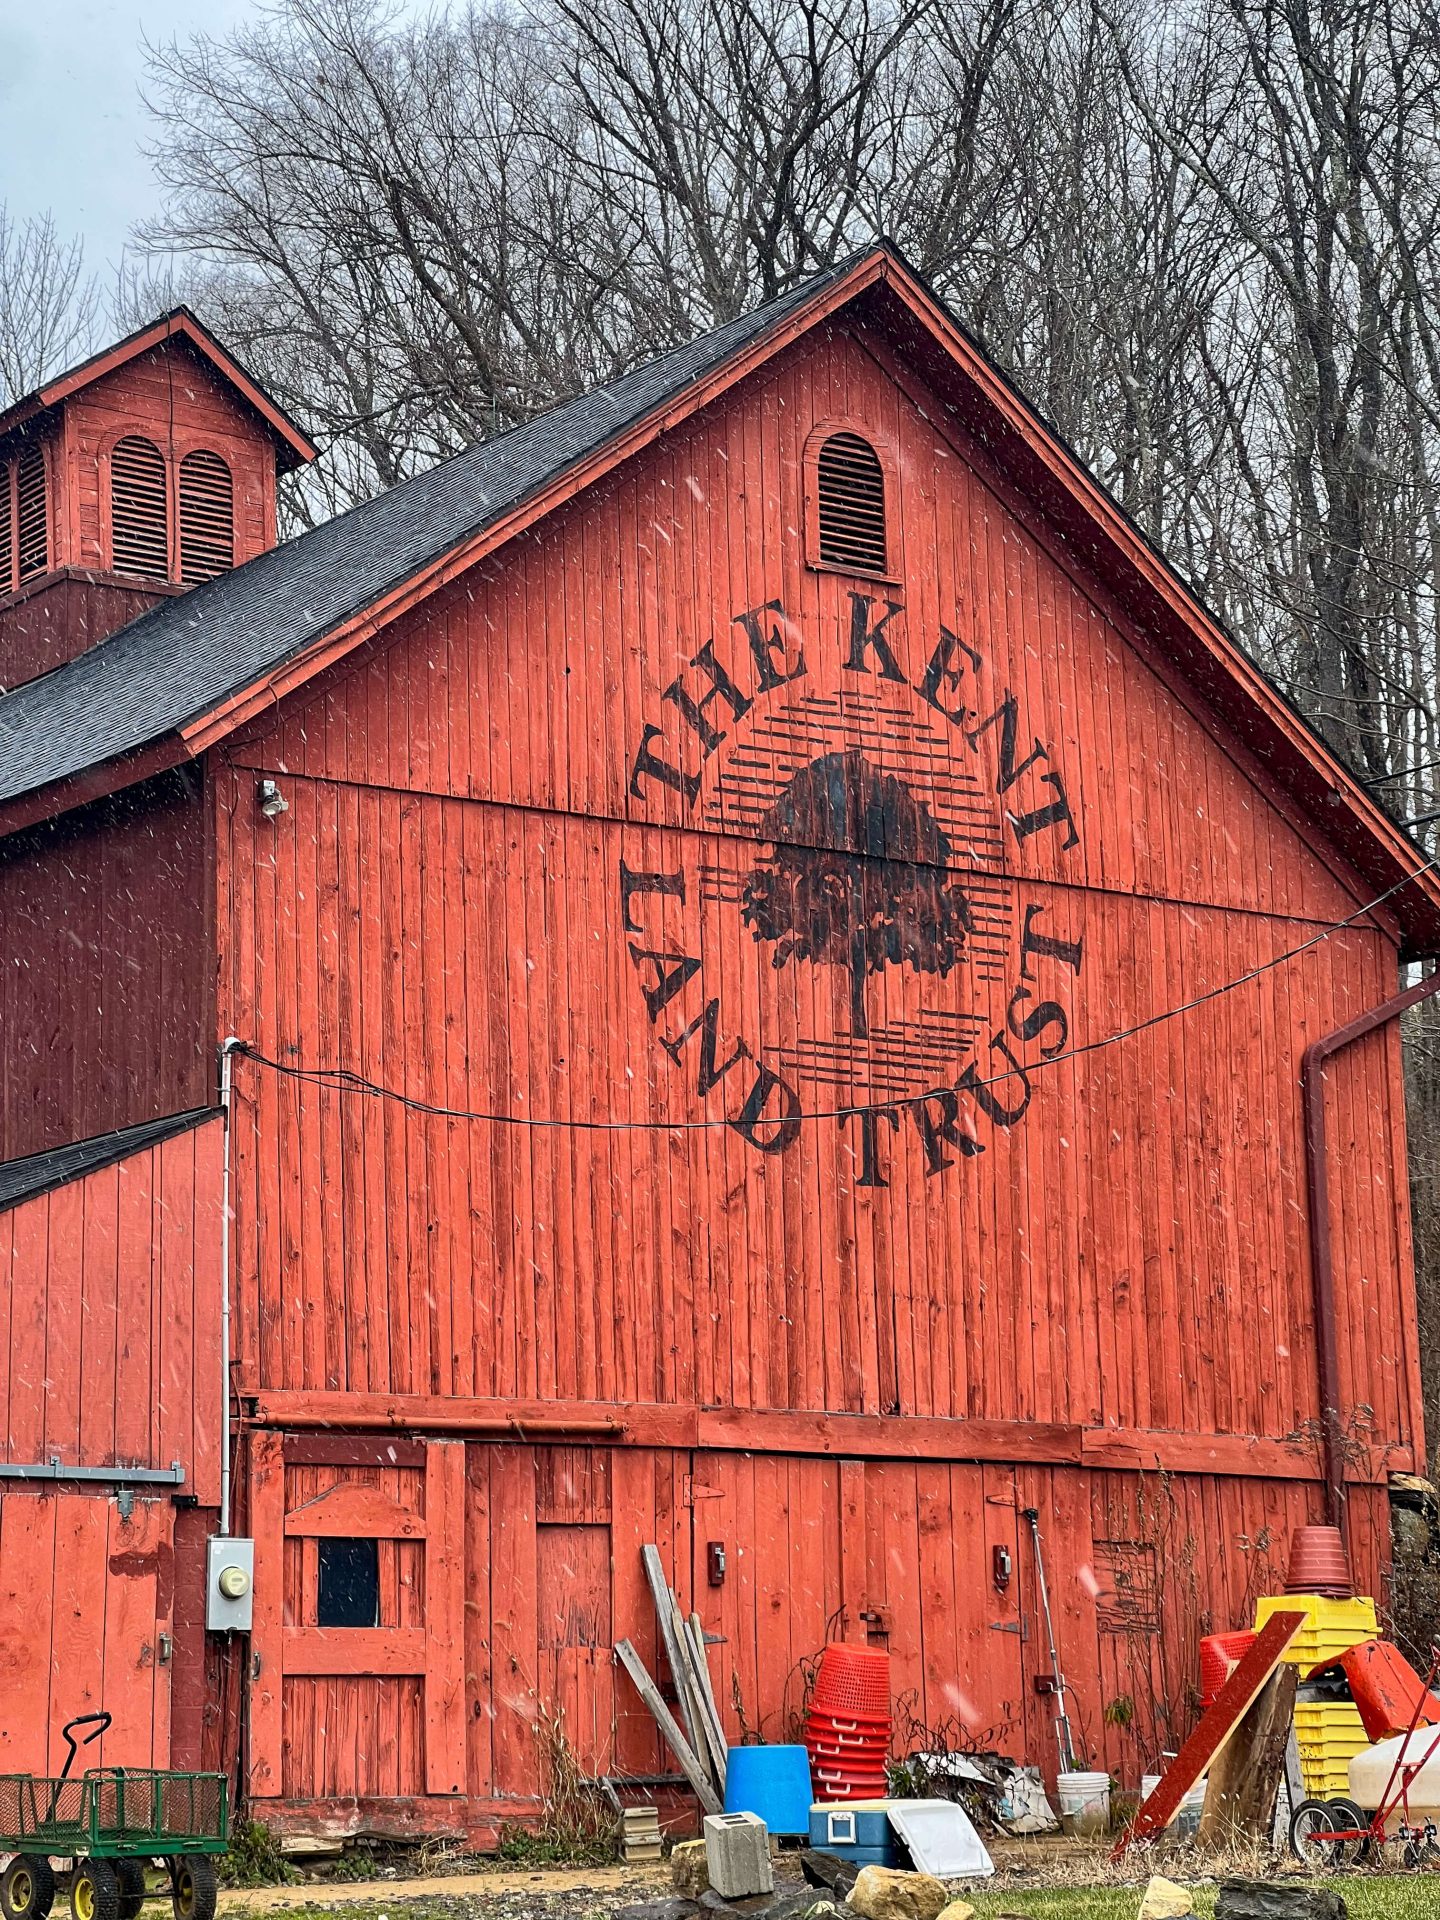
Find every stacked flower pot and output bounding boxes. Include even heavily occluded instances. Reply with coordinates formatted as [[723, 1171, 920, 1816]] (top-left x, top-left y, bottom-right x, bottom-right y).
[[804, 1645, 892, 1802]]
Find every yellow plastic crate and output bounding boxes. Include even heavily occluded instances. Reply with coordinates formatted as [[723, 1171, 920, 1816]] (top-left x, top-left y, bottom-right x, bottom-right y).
[[1255, 1592, 1377, 1668], [1293, 1698, 1370, 1800]]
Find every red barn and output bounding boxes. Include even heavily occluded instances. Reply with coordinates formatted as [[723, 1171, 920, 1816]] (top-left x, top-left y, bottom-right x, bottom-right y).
[[1, 249, 1437, 1839]]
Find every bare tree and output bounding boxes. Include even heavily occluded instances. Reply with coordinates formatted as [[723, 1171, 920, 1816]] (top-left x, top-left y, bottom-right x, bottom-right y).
[[129, 0, 1440, 1459], [0, 208, 101, 405]]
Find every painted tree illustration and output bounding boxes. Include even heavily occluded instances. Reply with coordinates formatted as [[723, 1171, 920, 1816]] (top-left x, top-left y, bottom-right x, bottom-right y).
[[741, 751, 972, 1037]]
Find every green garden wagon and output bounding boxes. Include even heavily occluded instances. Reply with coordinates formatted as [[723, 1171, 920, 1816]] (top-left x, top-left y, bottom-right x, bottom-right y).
[[0, 1718, 227, 1920]]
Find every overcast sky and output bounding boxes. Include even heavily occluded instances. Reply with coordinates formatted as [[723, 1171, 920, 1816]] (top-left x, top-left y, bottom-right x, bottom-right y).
[[0, 0, 259, 275]]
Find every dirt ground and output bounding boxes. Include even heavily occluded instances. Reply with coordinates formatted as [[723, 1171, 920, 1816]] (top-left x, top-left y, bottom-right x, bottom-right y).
[[213, 1840, 1440, 1920]]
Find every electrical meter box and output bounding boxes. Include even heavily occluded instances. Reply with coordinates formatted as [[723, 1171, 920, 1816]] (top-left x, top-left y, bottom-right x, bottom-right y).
[[206, 1535, 255, 1632]]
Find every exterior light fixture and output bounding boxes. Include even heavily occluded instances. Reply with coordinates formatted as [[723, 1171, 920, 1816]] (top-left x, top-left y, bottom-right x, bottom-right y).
[[257, 777, 289, 819]]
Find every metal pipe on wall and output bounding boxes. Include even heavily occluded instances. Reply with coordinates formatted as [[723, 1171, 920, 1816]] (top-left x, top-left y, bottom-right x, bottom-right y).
[[218, 1036, 243, 1537], [1302, 967, 1440, 1538]]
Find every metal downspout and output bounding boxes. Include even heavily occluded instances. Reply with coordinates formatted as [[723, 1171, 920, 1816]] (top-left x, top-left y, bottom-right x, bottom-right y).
[[1302, 968, 1440, 1537], [218, 1037, 243, 1537]]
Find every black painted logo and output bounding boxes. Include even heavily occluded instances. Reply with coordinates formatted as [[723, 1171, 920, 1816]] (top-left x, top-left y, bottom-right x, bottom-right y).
[[619, 593, 1084, 1184]]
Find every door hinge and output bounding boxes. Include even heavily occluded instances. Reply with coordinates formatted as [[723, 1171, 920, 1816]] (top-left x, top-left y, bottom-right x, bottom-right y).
[[157, 1633, 173, 1666]]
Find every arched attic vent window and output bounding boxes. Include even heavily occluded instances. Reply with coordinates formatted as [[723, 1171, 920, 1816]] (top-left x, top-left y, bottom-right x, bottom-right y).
[[179, 449, 235, 583], [111, 434, 169, 581], [816, 430, 888, 574]]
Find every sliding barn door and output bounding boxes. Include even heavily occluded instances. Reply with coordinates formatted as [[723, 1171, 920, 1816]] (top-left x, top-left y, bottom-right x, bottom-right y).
[[248, 1434, 466, 1803], [0, 1491, 173, 1773]]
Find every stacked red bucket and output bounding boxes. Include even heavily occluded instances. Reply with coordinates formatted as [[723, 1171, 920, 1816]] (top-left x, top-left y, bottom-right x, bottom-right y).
[[1198, 1629, 1257, 1708], [804, 1645, 892, 1801]]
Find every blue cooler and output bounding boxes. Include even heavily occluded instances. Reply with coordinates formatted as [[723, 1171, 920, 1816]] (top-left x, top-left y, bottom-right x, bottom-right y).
[[808, 1801, 899, 1866], [724, 1744, 813, 1836]]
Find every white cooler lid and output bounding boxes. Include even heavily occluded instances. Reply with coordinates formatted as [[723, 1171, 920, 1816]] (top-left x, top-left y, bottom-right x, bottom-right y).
[[885, 1798, 995, 1878]]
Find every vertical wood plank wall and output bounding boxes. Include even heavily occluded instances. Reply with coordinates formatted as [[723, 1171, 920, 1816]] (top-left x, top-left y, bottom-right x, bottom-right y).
[[0, 1117, 223, 1776], [211, 320, 1418, 1813], [0, 770, 212, 1160], [0, 1115, 223, 1494], [218, 321, 1419, 1453]]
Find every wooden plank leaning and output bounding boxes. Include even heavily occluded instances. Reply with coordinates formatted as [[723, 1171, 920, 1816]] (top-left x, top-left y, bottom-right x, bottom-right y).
[[614, 1637, 723, 1813], [642, 1544, 703, 1755], [686, 1610, 729, 1790]]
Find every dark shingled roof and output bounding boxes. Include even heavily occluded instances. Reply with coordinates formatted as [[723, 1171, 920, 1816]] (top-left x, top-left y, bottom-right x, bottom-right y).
[[0, 1107, 216, 1215], [0, 264, 846, 808]]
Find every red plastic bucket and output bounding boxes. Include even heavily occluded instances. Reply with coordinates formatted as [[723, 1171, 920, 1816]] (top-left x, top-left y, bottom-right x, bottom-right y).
[[1199, 1629, 1258, 1705], [811, 1645, 892, 1719], [1285, 1525, 1353, 1598]]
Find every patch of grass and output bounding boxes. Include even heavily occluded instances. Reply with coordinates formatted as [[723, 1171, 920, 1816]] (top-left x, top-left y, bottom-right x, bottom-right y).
[[217, 1820, 301, 1888], [492, 1822, 615, 1869], [965, 1877, 1440, 1919]]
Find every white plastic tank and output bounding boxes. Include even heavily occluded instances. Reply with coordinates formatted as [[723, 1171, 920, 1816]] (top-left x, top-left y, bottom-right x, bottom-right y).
[[1348, 1726, 1440, 1829]]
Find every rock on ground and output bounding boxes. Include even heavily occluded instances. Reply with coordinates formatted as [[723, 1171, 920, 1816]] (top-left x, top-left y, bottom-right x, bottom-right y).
[[936, 1902, 976, 1920], [1215, 1881, 1347, 1920], [671, 1843, 710, 1900], [845, 1867, 948, 1920], [1138, 1877, 1194, 1920]]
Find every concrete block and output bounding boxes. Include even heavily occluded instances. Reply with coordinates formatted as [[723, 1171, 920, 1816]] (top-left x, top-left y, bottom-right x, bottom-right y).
[[704, 1812, 774, 1898]]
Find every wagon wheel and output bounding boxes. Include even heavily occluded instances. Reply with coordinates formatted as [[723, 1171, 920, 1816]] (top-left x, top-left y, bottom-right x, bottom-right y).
[[1289, 1797, 1343, 1868], [114, 1864, 145, 1920], [1, 1856, 56, 1920], [166, 1860, 214, 1920], [1323, 1796, 1374, 1866], [69, 1859, 120, 1920]]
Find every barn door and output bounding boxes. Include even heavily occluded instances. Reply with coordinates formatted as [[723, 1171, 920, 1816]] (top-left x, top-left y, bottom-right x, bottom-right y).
[[859, 1461, 1026, 1748], [0, 1491, 173, 1773], [248, 1434, 466, 1802]]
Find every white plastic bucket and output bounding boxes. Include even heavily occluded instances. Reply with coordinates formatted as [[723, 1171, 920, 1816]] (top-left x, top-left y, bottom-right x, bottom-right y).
[[1056, 1769, 1110, 1837], [1141, 1773, 1161, 1802]]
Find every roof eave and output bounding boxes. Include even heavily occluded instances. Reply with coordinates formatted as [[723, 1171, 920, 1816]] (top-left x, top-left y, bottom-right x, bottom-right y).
[[0, 309, 317, 471]]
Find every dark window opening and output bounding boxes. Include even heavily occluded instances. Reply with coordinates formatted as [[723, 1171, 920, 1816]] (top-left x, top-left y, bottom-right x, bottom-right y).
[[111, 434, 169, 580], [179, 449, 235, 583], [816, 430, 887, 574], [317, 1536, 380, 1627]]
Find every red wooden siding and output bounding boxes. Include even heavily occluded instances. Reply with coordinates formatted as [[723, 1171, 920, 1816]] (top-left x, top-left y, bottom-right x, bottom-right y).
[[0, 769, 212, 1160], [245, 1435, 1392, 1825], [210, 314, 1418, 1813], [0, 576, 179, 695], [0, 1492, 175, 1774], [0, 1115, 224, 1496], [61, 339, 276, 583]]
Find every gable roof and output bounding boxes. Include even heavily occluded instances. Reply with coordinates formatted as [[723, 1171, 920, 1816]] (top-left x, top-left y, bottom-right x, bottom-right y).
[[0, 307, 317, 470], [0, 1107, 215, 1216], [1, 245, 1438, 954], [0, 262, 845, 820]]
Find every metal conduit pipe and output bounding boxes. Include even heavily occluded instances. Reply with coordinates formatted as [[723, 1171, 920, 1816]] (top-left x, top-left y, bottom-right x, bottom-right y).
[[1302, 967, 1440, 1538]]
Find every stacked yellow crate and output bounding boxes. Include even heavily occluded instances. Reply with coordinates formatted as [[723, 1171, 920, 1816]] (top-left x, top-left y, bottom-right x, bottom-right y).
[[1254, 1593, 1378, 1799]]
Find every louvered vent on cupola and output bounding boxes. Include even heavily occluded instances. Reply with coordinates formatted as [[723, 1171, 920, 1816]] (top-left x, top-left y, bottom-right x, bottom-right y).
[[815, 430, 888, 574], [0, 443, 50, 593], [15, 446, 48, 581], [179, 449, 235, 583], [110, 434, 170, 581]]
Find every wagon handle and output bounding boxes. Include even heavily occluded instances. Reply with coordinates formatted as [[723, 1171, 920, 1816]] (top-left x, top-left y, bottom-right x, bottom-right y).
[[59, 1712, 110, 1781]]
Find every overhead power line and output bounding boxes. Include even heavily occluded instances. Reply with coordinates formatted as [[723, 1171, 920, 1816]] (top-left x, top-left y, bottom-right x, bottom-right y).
[[233, 852, 1440, 1132]]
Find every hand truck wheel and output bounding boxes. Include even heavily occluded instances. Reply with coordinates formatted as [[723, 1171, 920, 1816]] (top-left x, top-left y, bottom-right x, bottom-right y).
[[166, 1860, 214, 1920], [69, 1859, 120, 1920], [114, 1864, 145, 1920], [1, 1857, 56, 1920]]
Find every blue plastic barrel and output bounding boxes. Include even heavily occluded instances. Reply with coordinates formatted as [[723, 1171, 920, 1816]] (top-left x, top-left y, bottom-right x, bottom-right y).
[[723, 1743, 813, 1835]]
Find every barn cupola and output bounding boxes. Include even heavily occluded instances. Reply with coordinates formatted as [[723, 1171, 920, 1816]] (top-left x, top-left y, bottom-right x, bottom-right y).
[[0, 310, 315, 693]]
